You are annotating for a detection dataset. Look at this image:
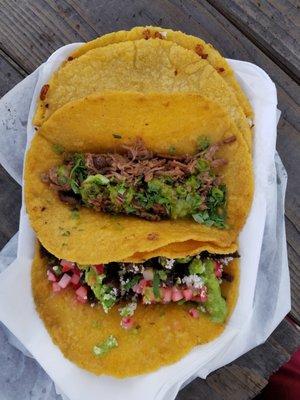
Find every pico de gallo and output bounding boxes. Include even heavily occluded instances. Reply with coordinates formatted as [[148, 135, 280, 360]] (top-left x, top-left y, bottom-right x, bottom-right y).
[[41, 246, 237, 330]]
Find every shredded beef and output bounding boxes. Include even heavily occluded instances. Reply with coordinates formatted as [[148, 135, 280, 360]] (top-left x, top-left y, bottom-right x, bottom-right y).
[[43, 137, 234, 222], [80, 138, 229, 185]]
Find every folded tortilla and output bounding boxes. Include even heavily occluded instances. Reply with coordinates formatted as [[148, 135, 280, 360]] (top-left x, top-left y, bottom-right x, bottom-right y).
[[32, 245, 239, 377], [69, 26, 252, 119], [33, 38, 252, 151], [25, 92, 253, 264]]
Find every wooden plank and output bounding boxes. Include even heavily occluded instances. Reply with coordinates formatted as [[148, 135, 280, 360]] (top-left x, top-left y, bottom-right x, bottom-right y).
[[207, 0, 300, 82], [0, 0, 96, 72], [177, 319, 300, 400], [0, 165, 21, 249], [0, 49, 25, 97], [0, 53, 24, 249]]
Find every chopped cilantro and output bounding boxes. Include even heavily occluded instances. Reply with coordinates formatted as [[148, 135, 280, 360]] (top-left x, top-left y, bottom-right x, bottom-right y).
[[197, 159, 209, 172], [157, 270, 167, 281], [113, 133, 122, 139], [197, 136, 210, 151], [119, 302, 137, 317], [52, 265, 62, 276], [52, 143, 65, 155], [93, 335, 118, 357], [168, 145, 176, 155], [71, 209, 80, 219], [176, 256, 193, 264], [153, 271, 160, 299], [123, 275, 140, 291]]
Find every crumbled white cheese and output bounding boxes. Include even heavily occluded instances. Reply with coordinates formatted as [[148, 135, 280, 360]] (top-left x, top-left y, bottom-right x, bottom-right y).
[[159, 31, 168, 38], [164, 258, 175, 269], [219, 256, 233, 266], [182, 274, 204, 289]]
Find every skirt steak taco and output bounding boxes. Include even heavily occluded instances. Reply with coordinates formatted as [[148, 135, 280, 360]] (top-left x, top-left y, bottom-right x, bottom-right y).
[[25, 92, 253, 263]]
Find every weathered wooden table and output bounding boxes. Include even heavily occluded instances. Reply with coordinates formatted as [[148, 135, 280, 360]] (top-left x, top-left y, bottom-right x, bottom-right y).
[[0, 1, 299, 399]]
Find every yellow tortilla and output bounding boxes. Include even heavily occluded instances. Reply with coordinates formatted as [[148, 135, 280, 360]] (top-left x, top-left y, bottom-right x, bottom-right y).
[[25, 92, 253, 264], [33, 38, 252, 150], [69, 26, 252, 119], [126, 241, 238, 263], [32, 245, 239, 377]]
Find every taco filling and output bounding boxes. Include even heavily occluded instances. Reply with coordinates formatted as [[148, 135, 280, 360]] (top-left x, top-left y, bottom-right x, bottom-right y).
[[42, 136, 235, 228], [42, 246, 238, 328]]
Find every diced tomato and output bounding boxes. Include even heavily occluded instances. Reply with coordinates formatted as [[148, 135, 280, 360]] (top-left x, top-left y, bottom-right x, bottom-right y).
[[132, 278, 147, 294], [121, 317, 134, 330], [192, 289, 207, 303], [70, 273, 80, 285], [52, 282, 61, 293], [140, 279, 151, 294], [76, 296, 87, 304], [132, 283, 141, 294], [94, 264, 105, 274], [183, 288, 193, 301], [172, 287, 183, 302], [192, 296, 201, 302], [60, 259, 75, 272], [75, 286, 88, 300], [72, 282, 81, 290], [47, 270, 57, 282], [73, 265, 82, 275], [188, 308, 200, 318], [162, 287, 172, 303], [58, 273, 71, 289], [215, 261, 223, 278]]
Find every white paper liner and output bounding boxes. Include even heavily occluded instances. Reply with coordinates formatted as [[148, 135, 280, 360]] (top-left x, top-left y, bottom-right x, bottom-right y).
[[0, 43, 290, 400]]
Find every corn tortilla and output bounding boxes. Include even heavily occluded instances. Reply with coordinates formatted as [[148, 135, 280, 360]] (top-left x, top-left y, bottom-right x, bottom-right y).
[[69, 26, 252, 119], [32, 245, 240, 377], [25, 92, 253, 264], [126, 241, 238, 263], [33, 38, 252, 150]]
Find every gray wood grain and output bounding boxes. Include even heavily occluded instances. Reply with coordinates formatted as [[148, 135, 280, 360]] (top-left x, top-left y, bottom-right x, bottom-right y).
[[208, 0, 300, 82]]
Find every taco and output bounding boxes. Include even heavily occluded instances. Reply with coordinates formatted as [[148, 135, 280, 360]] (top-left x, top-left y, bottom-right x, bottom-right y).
[[25, 92, 253, 263], [33, 38, 252, 151], [32, 243, 239, 377], [68, 26, 252, 119]]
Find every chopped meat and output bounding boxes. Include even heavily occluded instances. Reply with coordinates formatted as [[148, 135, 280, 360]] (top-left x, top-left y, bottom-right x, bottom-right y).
[[58, 192, 80, 206]]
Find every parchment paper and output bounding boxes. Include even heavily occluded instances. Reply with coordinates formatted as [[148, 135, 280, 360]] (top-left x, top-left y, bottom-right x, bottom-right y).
[[0, 44, 290, 400]]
